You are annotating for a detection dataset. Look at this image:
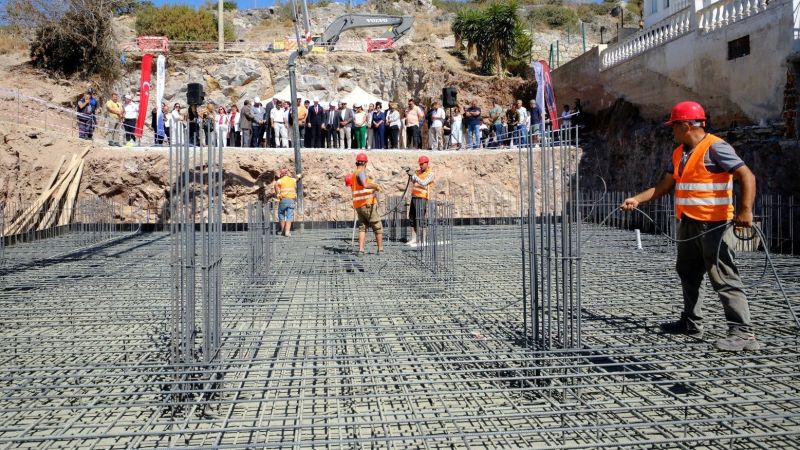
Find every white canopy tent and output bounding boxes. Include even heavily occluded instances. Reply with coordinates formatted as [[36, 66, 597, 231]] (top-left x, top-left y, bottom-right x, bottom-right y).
[[272, 85, 314, 102], [269, 85, 390, 109], [341, 86, 390, 109]]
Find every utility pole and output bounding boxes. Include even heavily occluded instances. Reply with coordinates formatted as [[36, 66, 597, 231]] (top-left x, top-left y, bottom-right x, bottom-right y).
[[218, 0, 224, 51]]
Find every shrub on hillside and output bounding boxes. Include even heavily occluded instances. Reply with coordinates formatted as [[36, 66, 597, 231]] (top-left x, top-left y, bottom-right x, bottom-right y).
[[135, 5, 235, 41], [0, 28, 27, 55], [527, 5, 579, 29], [7, 0, 122, 79], [202, 0, 238, 11], [575, 3, 613, 22]]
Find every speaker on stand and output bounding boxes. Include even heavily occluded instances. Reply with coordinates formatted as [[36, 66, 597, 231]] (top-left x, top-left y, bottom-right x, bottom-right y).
[[187, 83, 205, 106], [442, 87, 459, 149]]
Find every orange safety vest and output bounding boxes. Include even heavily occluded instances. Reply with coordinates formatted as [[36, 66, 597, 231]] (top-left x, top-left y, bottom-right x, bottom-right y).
[[351, 168, 377, 208], [411, 168, 434, 200], [276, 176, 297, 200], [672, 134, 734, 222]]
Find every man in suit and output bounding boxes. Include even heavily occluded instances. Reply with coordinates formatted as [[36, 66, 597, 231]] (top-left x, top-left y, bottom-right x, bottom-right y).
[[263, 97, 277, 147], [324, 102, 339, 148], [338, 101, 354, 149], [306, 97, 325, 148], [240, 100, 254, 148]]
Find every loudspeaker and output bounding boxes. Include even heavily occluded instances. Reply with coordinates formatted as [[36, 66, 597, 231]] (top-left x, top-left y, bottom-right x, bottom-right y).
[[442, 87, 458, 108], [187, 83, 204, 105]]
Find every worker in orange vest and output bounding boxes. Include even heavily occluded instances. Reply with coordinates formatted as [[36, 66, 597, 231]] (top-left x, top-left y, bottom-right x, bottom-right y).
[[275, 168, 302, 237], [621, 101, 758, 352], [351, 153, 384, 255], [405, 155, 435, 246]]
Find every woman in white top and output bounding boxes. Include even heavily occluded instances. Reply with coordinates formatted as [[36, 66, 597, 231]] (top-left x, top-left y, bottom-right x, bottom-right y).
[[365, 103, 374, 150], [229, 105, 241, 147], [353, 104, 368, 149], [448, 106, 463, 149], [385, 103, 401, 149], [169, 104, 183, 142], [215, 106, 230, 145]]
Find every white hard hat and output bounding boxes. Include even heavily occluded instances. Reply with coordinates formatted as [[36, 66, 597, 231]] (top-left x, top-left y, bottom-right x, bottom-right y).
[[313, 97, 319, 102], [353, 102, 360, 108], [255, 97, 261, 104]]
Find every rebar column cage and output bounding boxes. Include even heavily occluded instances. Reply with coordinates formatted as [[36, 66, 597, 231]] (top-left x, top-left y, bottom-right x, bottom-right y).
[[247, 201, 274, 279], [168, 123, 224, 367], [524, 122, 582, 351], [414, 198, 455, 276], [385, 195, 408, 243]]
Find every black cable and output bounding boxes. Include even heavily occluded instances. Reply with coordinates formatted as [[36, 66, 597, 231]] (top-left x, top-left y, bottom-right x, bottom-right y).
[[586, 206, 800, 330]]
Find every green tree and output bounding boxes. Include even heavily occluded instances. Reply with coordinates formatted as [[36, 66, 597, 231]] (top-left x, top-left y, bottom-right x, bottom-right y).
[[135, 4, 235, 41], [452, 0, 527, 77]]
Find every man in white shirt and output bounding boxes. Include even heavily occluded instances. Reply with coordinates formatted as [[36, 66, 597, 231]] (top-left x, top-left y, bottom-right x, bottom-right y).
[[515, 99, 528, 147], [270, 100, 288, 148], [428, 101, 445, 150], [122, 94, 139, 145]]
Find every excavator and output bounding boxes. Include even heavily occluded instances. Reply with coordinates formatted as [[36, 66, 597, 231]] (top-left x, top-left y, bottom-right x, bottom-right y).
[[314, 14, 415, 48]]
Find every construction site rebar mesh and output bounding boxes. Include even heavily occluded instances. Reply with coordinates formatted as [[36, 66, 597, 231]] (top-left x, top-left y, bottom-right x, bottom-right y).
[[2, 123, 800, 447], [1, 224, 799, 448]]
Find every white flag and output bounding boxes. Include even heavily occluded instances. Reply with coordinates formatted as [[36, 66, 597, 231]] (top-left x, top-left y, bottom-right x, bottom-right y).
[[156, 55, 166, 124]]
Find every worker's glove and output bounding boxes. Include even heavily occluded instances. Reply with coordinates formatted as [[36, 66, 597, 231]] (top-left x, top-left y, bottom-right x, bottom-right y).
[[405, 167, 412, 176]]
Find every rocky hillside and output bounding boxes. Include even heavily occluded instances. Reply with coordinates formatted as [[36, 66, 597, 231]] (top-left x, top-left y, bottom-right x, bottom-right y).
[[579, 100, 800, 198], [0, 123, 535, 223]]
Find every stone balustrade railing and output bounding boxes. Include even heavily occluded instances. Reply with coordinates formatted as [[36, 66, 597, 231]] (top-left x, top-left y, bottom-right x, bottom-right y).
[[600, 6, 693, 70], [697, 0, 772, 32], [599, 0, 782, 70]]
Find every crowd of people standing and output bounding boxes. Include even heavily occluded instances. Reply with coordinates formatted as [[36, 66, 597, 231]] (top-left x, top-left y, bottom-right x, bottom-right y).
[[77, 87, 582, 150]]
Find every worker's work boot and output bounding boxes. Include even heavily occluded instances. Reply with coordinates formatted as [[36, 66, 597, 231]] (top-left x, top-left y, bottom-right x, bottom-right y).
[[715, 331, 760, 352], [659, 319, 703, 338]]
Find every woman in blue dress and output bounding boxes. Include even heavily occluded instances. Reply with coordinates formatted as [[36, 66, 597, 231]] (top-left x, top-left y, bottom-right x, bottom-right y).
[[371, 101, 385, 150]]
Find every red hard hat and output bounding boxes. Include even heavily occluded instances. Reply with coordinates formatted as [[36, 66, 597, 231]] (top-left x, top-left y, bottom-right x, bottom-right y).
[[344, 173, 353, 187], [665, 101, 706, 125], [418, 155, 429, 164], [356, 153, 368, 163]]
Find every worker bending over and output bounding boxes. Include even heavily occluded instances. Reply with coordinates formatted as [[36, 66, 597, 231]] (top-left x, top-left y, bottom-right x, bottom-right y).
[[406, 155, 434, 246], [351, 153, 384, 255], [621, 101, 758, 352], [275, 168, 302, 237]]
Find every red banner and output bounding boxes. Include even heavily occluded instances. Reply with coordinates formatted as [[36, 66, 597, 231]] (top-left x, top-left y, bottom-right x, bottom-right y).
[[134, 54, 153, 139]]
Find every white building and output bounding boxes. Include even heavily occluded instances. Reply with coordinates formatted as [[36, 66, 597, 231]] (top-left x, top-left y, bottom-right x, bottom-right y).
[[553, 0, 800, 126]]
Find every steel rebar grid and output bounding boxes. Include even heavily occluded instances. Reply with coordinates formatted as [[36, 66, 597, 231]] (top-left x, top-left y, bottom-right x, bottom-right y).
[[0, 198, 138, 271], [581, 191, 798, 255], [522, 123, 582, 351], [412, 199, 455, 277], [167, 122, 224, 381], [1, 225, 800, 448], [247, 201, 275, 279]]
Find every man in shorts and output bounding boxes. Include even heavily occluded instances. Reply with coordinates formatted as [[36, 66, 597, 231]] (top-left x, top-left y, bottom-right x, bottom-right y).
[[351, 153, 384, 255], [275, 168, 302, 236]]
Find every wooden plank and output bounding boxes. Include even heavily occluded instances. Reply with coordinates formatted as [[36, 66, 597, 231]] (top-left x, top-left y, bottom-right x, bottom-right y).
[[5, 147, 90, 235], [45, 155, 66, 190], [4, 154, 78, 235], [37, 158, 85, 231], [57, 160, 84, 227]]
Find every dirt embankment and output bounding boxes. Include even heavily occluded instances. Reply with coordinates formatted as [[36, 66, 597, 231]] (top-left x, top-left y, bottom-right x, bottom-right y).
[[1, 123, 531, 223]]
